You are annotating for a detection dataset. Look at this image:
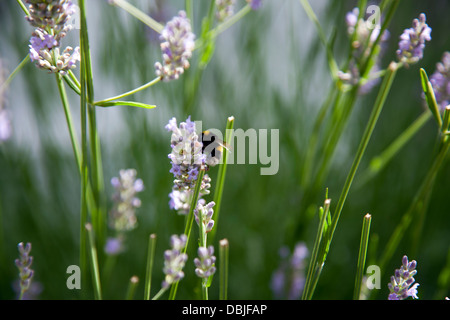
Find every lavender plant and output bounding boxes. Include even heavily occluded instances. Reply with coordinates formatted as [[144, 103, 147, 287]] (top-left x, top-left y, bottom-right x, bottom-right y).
[[3, 0, 450, 302]]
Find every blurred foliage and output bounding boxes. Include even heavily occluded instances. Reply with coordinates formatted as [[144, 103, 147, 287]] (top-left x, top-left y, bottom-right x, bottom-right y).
[[0, 0, 449, 300]]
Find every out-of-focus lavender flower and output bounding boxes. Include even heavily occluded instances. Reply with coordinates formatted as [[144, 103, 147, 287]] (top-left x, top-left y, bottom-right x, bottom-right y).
[[0, 60, 12, 143], [154, 11, 195, 81], [166, 116, 207, 190], [25, 0, 77, 42], [216, 0, 235, 22], [396, 13, 431, 65], [271, 242, 308, 300], [15, 242, 34, 300], [0, 109, 12, 143], [246, 0, 262, 10], [194, 201, 215, 233], [430, 51, 450, 112], [109, 169, 144, 232], [340, 7, 389, 95], [194, 246, 216, 279], [12, 280, 43, 300], [162, 234, 188, 288], [388, 255, 419, 300], [104, 236, 125, 255]]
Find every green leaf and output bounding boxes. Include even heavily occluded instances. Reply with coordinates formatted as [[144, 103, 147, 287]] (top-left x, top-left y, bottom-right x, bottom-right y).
[[95, 101, 156, 109], [420, 68, 442, 128]]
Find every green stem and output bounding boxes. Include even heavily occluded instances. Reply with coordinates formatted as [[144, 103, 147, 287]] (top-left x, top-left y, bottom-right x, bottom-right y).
[[196, 5, 251, 50], [302, 198, 331, 300], [219, 239, 229, 300], [328, 62, 398, 246], [109, 0, 164, 33], [93, 77, 160, 105], [210, 116, 234, 244], [144, 234, 157, 300], [86, 223, 102, 300], [185, 0, 193, 24], [357, 110, 432, 188], [378, 137, 450, 276], [152, 287, 168, 300], [16, 0, 29, 15], [169, 169, 206, 300], [80, 0, 106, 249], [353, 213, 372, 300], [55, 75, 82, 169], [2, 55, 29, 90], [298, 0, 339, 80]]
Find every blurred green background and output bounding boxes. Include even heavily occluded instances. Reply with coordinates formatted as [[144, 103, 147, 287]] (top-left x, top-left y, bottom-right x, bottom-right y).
[[0, 0, 449, 299]]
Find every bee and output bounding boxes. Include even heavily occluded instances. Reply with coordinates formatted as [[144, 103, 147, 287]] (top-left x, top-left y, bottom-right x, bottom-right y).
[[201, 130, 230, 167]]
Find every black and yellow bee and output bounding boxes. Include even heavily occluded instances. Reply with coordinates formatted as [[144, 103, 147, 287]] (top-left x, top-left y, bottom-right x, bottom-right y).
[[201, 130, 230, 167]]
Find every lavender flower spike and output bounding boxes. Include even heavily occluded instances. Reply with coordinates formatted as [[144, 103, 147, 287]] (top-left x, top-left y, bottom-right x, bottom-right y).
[[430, 51, 450, 112], [167, 116, 207, 190], [194, 246, 216, 279], [194, 201, 215, 233], [15, 242, 34, 299], [397, 13, 432, 65], [162, 234, 188, 288], [109, 169, 144, 231], [155, 11, 195, 81], [388, 255, 419, 300], [25, 0, 77, 43]]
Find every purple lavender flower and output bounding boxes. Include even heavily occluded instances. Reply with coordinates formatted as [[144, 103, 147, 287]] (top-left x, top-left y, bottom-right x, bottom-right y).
[[104, 237, 124, 255], [109, 169, 144, 231], [25, 0, 77, 41], [247, 0, 262, 10], [24, 1, 80, 74], [194, 201, 215, 233], [271, 242, 308, 300], [430, 51, 450, 112], [28, 29, 80, 75], [0, 109, 12, 142], [15, 242, 34, 300], [194, 246, 216, 279], [397, 13, 431, 65], [0, 61, 12, 143], [340, 7, 389, 95], [162, 234, 188, 288], [155, 11, 195, 81], [388, 255, 419, 300], [166, 116, 207, 190]]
